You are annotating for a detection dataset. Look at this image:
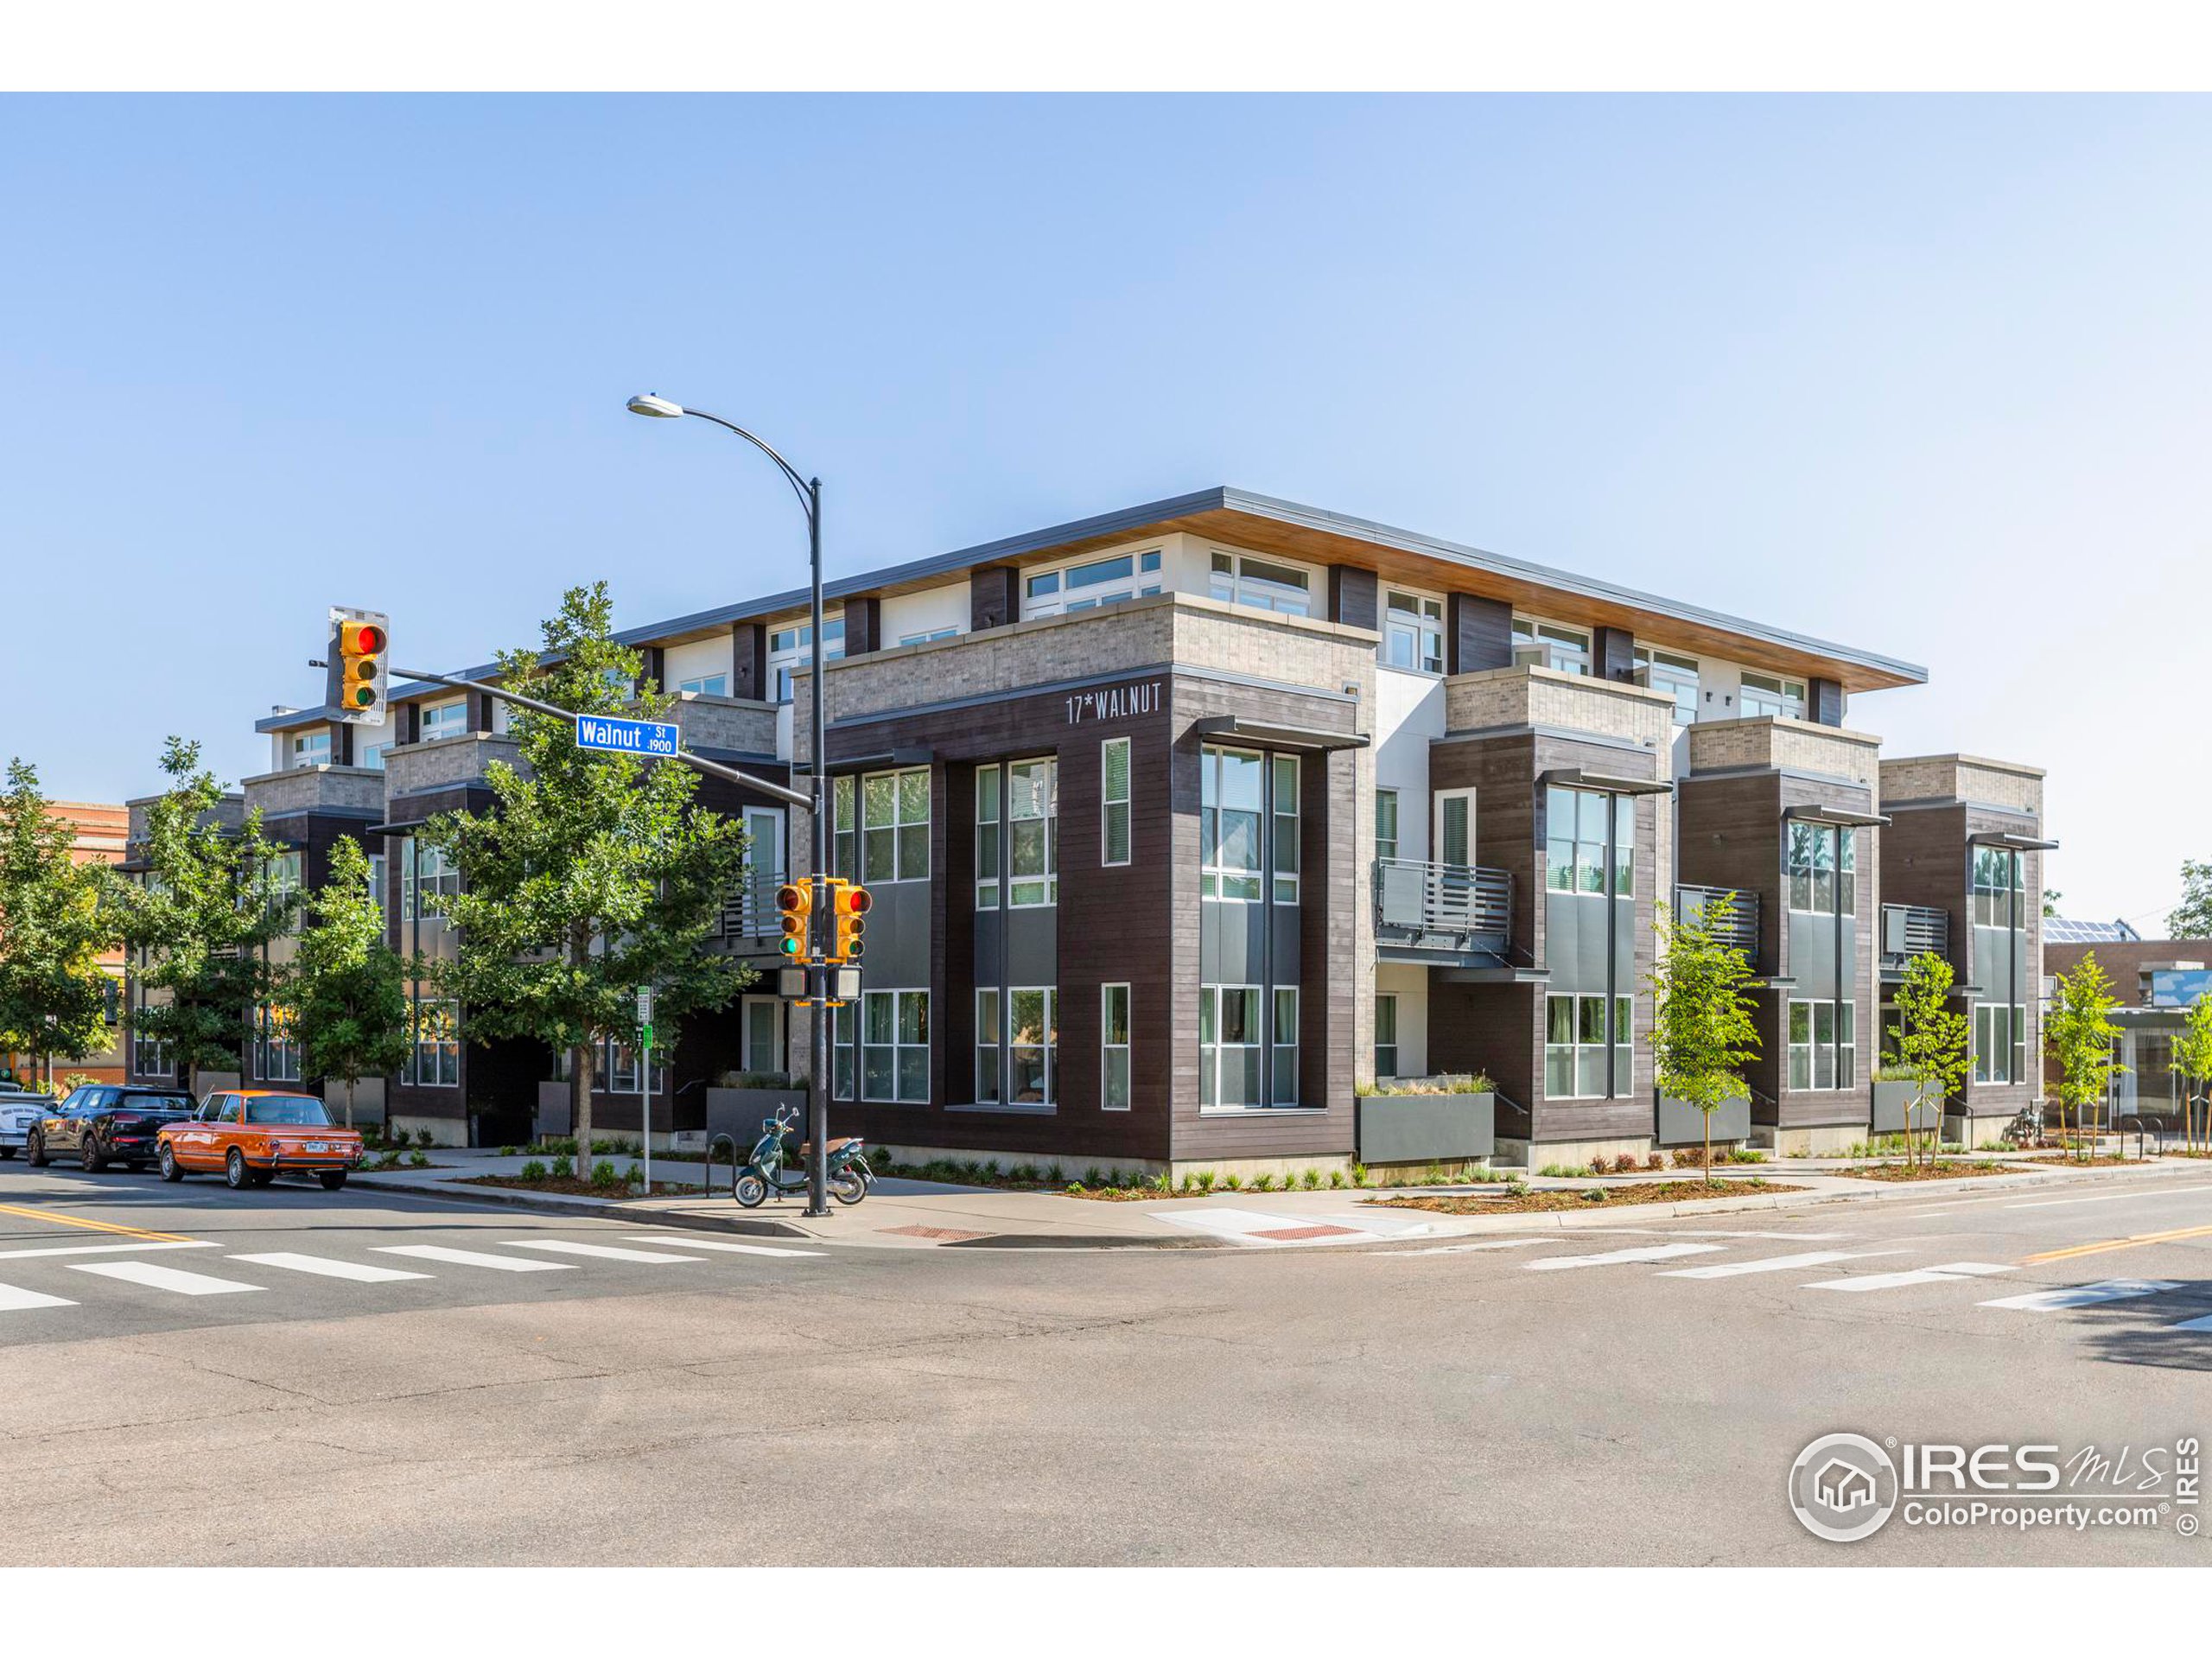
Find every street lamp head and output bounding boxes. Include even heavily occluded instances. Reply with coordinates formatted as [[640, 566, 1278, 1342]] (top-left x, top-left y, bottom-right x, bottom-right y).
[[626, 392, 685, 419]]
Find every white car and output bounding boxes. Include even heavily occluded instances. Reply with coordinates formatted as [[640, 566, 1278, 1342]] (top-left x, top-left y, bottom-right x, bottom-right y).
[[0, 1085, 48, 1158]]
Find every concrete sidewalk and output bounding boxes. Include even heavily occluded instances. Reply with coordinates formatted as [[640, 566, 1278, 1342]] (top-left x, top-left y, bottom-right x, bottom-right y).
[[342, 1146, 2203, 1252]]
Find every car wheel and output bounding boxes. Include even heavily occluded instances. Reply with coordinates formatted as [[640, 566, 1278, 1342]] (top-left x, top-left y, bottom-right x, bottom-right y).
[[317, 1171, 347, 1192], [159, 1146, 184, 1182], [81, 1136, 105, 1174], [27, 1133, 48, 1168], [225, 1148, 251, 1191]]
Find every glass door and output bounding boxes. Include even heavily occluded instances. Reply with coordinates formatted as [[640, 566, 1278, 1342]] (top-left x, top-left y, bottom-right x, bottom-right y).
[[1433, 788, 1475, 868]]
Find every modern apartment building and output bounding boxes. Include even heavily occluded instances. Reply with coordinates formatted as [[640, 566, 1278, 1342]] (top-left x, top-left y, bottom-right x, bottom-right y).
[[121, 487, 2050, 1170]]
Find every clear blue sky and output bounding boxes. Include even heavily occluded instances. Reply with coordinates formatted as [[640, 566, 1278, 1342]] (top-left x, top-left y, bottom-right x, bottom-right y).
[[2, 95, 2203, 925]]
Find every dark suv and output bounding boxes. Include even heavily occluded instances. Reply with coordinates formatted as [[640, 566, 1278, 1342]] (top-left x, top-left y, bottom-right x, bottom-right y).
[[26, 1085, 198, 1173]]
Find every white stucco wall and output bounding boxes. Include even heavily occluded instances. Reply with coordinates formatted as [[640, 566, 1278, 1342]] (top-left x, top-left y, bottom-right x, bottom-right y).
[[1372, 665, 1446, 863], [882, 582, 969, 644], [664, 635, 734, 689]]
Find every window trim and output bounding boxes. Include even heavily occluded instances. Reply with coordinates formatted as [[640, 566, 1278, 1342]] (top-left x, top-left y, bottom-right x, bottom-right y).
[[1512, 615, 1592, 675], [1738, 670, 1808, 721], [1007, 985, 1057, 1107], [766, 613, 847, 703], [1375, 991, 1400, 1080], [853, 766, 931, 887], [1545, 991, 1633, 1100], [1206, 548, 1314, 618], [1381, 588, 1446, 676], [676, 671, 729, 697], [417, 698, 469, 742], [859, 987, 930, 1104], [1101, 982, 1131, 1111], [1020, 547, 1165, 620], [1101, 736, 1132, 868], [1375, 787, 1400, 866]]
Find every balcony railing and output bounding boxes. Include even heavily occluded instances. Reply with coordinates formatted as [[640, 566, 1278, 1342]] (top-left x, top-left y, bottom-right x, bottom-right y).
[[719, 868, 786, 943], [1374, 857, 1511, 950], [1675, 884, 1760, 956], [1881, 903, 1950, 963]]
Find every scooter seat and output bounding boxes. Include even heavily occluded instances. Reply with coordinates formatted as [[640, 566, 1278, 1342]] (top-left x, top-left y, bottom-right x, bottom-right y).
[[798, 1137, 861, 1155]]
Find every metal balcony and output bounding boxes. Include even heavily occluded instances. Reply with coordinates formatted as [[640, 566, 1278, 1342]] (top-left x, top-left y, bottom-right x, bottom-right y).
[[719, 869, 786, 944], [1675, 885, 1760, 956], [1374, 857, 1512, 957], [1881, 903, 1950, 966]]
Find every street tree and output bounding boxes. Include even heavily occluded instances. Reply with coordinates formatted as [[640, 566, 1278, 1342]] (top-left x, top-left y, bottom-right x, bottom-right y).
[[423, 584, 753, 1156], [119, 739, 296, 1099], [0, 760, 123, 1088], [289, 835, 410, 1126], [2168, 993, 2212, 1156], [2045, 952, 2126, 1162], [2169, 860, 2212, 939], [1889, 951, 1970, 1169], [1648, 891, 1760, 1185]]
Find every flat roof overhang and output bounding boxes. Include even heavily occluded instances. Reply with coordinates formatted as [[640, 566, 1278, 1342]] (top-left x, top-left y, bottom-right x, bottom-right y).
[[1784, 804, 1891, 830], [1539, 766, 1672, 796], [1192, 716, 1369, 754], [1970, 831, 2061, 852]]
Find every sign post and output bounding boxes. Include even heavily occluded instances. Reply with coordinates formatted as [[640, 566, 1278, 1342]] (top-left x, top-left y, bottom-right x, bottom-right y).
[[636, 986, 654, 1195]]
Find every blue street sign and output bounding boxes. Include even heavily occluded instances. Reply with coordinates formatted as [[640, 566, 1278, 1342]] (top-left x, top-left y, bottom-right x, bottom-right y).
[[575, 715, 680, 758]]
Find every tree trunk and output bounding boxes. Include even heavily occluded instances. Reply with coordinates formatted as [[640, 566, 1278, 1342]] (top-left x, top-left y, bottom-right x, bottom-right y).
[[571, 1040, 594, 1165], [1704, 1112, 1713, 1190]]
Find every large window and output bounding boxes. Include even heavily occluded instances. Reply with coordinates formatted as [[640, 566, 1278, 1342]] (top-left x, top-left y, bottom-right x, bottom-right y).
[[1009, 987, 1056, 1104], [264, 849, 303, 926], [1513, 616, 1592, 675], [1973, 847, 2024, 927], [1101, 738, 1132, 868], [1375, 992, 1400, 1079], [289, 729, 332, 769], [1974, 1002, 2027, 1084], [767, 616, 846, 702], [1546, 994, 1632, 1099], [1787, 823, 1857, 915], [1007, 760, 1056, 906], [1208, 550, 1312, 616], [404, 997, 459, 1087], [1023, 549, 1163, 618], [861, 766, 930, 884], [358, 740, 390, 771], [1788, 1001, 1856, 1091], [419, 700, 468, 741], [1375, 788, 1400, 864], [1546, 786, 1633, 897], [1200, 747, 1265, 900], [677, 672, 728, 696], [1382, 590, 1445, 675], [601, 1034, 666, 1096], [1101, 984, 1131, 1110], [861, 988, 929, 1103], [1739, 671, 1807, 721], [254, 1004, 301, 1083], [1634, 646, 1700, 725], [1198, 984, 1262, 1109], [402, 838, 459, 924]]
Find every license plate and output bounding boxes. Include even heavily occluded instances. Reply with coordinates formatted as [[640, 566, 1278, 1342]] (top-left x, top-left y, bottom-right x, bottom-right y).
[[303, 1142, 329, 1154]]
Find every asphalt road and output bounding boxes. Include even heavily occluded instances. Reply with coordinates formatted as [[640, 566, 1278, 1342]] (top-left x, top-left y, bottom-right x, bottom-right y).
[[3, 1160, 2209, 1567]]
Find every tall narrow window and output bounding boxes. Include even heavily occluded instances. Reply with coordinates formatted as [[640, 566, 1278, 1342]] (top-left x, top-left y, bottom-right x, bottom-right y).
[[1375, 993, 1400, 1078], [1272, 987, 1300, 1105], [1101, 984, 1131, 1110], [831, 776, 857, 881], [975, 766, 1001, 908], [975, 988, 1001, 1104], [861, 988, 929, 1103], [861, 766, 930, 883], [1198, 985, 1262, 1109], [1010, 988, 1055, 1104], [1633, 646, 1700, 725], [1200, 747, 1264, 900], [1382, 591, 1446, 674], [1973, 848, 2021, 928], [832, 1002, 856, 1100], [1375, 789, 1400, 864], [1007, 759, 1057, 906], [1101, 738, 1132, 868], [1271, 756, 1300, 904]]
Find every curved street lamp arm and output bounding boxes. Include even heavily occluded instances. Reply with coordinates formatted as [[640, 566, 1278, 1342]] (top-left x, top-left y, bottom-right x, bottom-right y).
[[677, 406, 817, 521]]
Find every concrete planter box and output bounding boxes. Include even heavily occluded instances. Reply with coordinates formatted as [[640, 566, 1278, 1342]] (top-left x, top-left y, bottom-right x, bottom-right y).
[[1872, 1079, 1942, 1135], [1656, 1092, 1751, 1147], [704, 1086, 808, 1152], [1356, 1091, 1495, 1166]]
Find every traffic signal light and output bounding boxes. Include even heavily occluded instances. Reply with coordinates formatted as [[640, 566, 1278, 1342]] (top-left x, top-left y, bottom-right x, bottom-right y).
[[327, 607, 391, 726], [774, 880, 812, 960], [828, 880, 871, 964]]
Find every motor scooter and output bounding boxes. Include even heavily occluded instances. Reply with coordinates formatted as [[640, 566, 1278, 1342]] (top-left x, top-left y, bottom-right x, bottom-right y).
[[734, 1105, 873, 1207]]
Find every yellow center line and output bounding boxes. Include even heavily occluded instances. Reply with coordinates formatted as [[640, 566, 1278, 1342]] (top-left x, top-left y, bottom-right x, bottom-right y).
[[2024, 1223, 2212, 1265], [0, 1201, 192, 1243]]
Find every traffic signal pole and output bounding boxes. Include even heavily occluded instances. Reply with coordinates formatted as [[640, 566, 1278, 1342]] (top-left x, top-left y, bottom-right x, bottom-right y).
[[805, 475, 830, 1218]]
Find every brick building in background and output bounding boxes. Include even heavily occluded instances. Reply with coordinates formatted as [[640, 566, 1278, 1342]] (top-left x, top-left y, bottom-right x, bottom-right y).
[[2, 799, 130, 1088]]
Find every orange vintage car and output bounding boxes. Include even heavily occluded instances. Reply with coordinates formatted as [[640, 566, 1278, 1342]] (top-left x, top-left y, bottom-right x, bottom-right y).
[[156, 1090, 365, 1192]]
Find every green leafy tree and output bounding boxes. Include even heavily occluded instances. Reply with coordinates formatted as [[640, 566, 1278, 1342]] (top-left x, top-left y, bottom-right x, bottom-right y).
[[1648, 892, 1761, 1185], [289, 836, 410, 1126], [2046, 952, 2126, 1162], [2170, 861, 2212, 940], [1890, 952, 1970, 1168], [2168, 994, 2212, 1156], [119, 739, 295, 1099], [2042, 887, 2062, 920], [423, 584, 753, 1154], [0, 760, 123, 1084]]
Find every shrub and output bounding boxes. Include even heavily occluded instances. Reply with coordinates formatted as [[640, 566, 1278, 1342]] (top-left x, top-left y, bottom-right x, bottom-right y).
[[1350, 1164, 1370, 1187], [1582, 1186, 1608, 1203], [625, 1162, 645, 1187], [1151, 1172, 1172, 1192], [407, 1150, 430, 1169], [1179, 1172, 1197, 1192], [499, 1145, 517, 1159], [1010, 1164, 1038, 1184], [1727, 1147, 1764, 1164], [1300, 1167, 1320, 1189], [414, 1128, 435, 1150], [589, 1159, 619, 1188], [1328, 1168, 1346, 1188], [1222, 1173, 1243, 1191], [1083, 1166, 1103, 1188], [376, 1149, 403, 1170], [548, 1154, 574, 1179], [1251, 1173, 1275, 1192], [519, 1159, 548, 1181], [1644, 1153, 1665, 1172], [1505, 1178, 1531, 1198], [1196, 1170, 1217, 1192], [1046, 1164, 1063, 1185]]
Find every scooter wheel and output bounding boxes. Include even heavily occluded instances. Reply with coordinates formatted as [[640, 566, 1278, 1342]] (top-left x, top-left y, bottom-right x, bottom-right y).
[[734, 1172, 769, 1209], [830, 1169, 868, 1206]]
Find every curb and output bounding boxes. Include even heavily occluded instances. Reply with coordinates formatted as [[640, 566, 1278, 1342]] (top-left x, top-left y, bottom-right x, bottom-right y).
[[345, 1174, 815, 1239]]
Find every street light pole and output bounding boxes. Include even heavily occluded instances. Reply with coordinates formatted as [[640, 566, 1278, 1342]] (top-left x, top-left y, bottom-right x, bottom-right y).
[[626, 393, 832, 1217]]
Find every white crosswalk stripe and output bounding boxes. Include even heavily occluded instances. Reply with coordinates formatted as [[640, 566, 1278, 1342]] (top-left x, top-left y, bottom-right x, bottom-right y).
[[1804, 1262, 2017, 1294], [1660, 1249, 1907, 1280], [232, 1252, 432, 1283], [71, 1261, 262, 1296], [0, 1240, 221, 1261], [504, 1240, 706, 1264], [1979, 1279, 2183, 1312], [620, 1236, 823, 1258], [375, 1245, 572, 1273], [2168, 1312, 2212, 1332], [1526, 1243, 1723, 1271], [0, 1281, 77, 1312], [1385, 1239, 1554, 1257]]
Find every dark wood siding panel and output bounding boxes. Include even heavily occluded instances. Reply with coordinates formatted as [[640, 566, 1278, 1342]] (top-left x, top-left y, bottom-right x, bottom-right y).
[[969, 567, 1020, 632], [1330, 564, 1380, 632], [1448, 593, 1513, 676]]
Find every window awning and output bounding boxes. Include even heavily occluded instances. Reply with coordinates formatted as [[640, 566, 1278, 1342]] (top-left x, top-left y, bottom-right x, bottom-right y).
[[1970, 831, 2060, 852], [1192, 717, 1370, 753], [1784, 804, 1891, 830], [1537, 766, 1672, 796], [815, 747, 933, 777]]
